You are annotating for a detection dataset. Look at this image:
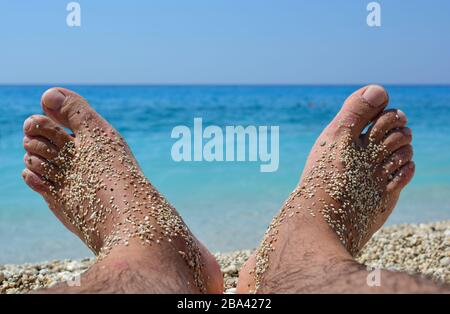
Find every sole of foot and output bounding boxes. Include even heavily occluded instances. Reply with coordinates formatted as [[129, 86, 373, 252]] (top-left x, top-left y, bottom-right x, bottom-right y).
[[23, 87, 223, 293], [237, 85, 415, 293]]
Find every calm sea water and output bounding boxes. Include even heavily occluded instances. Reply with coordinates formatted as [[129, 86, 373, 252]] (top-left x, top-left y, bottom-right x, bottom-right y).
[[0, 85, 449, 263]]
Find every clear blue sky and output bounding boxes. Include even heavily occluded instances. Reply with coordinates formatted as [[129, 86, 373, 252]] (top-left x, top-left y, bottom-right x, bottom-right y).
[[0, 0, 449, 84]]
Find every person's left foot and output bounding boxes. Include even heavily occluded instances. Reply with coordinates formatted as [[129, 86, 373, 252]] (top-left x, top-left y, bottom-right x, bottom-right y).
[[237, 85, 414, 293], [22, 88, 223, 293]]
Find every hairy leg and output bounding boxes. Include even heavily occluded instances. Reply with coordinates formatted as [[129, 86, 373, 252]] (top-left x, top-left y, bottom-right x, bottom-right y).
[[238, 85, 449, 293]]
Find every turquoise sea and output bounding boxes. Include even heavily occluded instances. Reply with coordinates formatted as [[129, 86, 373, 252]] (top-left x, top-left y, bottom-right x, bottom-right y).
[[0, 85, 449, 263]]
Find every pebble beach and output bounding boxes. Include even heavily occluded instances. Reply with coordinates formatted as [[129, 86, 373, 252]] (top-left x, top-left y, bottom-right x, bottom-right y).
[[1, 221, 449, 294]]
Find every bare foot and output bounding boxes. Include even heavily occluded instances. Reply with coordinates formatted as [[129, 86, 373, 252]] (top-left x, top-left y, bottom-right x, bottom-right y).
[[22, 88, 222, 293], [237, 85, 416, 293]]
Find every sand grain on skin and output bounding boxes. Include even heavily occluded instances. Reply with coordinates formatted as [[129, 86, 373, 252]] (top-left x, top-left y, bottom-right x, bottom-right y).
[[253, 133, 390, 291], [43, 122, 206, 292]]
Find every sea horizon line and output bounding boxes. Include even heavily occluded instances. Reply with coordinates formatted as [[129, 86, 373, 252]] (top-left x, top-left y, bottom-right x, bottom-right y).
[[1, 83, 450, 87]]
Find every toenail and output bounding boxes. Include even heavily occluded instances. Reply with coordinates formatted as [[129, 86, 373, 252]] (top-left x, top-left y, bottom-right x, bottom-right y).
[[23, 118, 33, 132], [362, 85, 387, 107], [396, 109, 406, 121], [42, 89, 65, 110]]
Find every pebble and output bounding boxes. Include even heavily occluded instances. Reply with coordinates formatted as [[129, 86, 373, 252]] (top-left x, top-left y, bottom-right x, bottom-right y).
[[0, 258, 94, 294], [1, 222, 448, 294], [440, 257, 450, 266], [357, 221, 450, 284], [222, 265, 238, 274]]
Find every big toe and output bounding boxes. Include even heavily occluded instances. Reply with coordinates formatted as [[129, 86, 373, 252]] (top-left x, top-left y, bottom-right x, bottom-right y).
[[330, 85, 389, 141], [41, 87, 107, 134]]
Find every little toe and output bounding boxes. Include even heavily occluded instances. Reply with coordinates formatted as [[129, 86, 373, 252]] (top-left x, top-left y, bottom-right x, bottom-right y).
[[381, 145, 413, 179], [23, 136, 60, 160], [24, 153, 58, 182], [23, 115, 73, 148], [382, 127, 412, 156], [366, 109, 408, 143], [22, 168, 52, 195], [387, 161, 415, 193]]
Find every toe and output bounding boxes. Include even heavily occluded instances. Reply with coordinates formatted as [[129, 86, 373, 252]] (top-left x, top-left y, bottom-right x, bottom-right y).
[[22, 168, 52, 195], [41, 87, 108, 134], [24, 153, 58, 182], [387, 161, 415, 193], [23, 135, 59, 160], [23, 115, 73, 148], [366, 109, 408, 143], [382, 127, 412, 155], [381, 145, 413, 178], [331, 85, 389, 140]]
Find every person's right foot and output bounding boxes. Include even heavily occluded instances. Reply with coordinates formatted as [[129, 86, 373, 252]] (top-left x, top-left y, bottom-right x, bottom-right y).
[[22, 88, 222, 293], [237, 85, 415, 293]]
